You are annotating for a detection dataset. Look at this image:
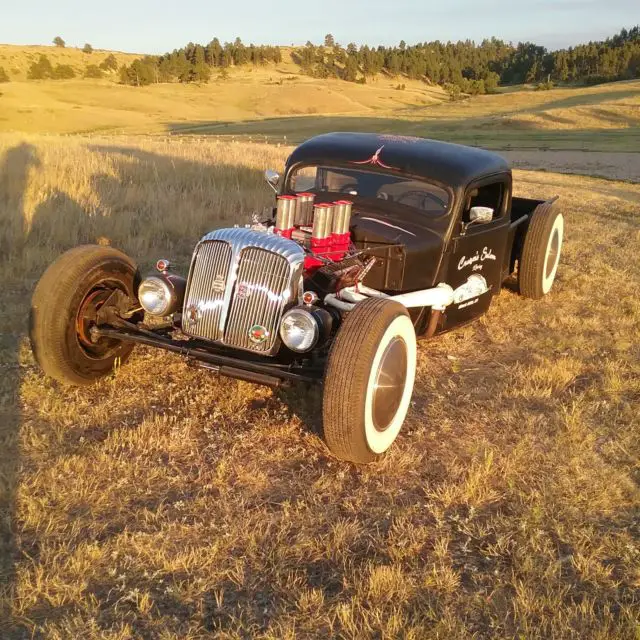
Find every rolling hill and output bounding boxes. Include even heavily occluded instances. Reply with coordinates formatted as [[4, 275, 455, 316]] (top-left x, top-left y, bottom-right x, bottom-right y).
[[0, 44, 638, 153]]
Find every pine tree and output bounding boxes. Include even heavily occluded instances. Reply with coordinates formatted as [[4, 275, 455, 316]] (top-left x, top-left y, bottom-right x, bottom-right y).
[[206, 38, 223, 66], [191, 45, 210, 82], [175, 51, 191, 82], [28, 54, 54, 79], [53, 36, 65, 48], [99, 54, 118, 72], [84, 64, 103, 78], [344, 55, 358, 82], [52, 64, 75, 79]]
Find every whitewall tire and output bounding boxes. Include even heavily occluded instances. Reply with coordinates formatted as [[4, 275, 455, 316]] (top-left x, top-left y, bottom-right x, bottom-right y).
[[322, 298, 417, 464], [519, 201, 564, 300], [364, 315, 416, 453], [541, 213, 564, 294]]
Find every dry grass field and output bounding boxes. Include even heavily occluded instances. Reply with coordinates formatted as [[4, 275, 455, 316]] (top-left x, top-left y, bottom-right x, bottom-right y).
[[0, 75, 446, 136], [188, 80, 640, 153], [0, 135, 638, 638]]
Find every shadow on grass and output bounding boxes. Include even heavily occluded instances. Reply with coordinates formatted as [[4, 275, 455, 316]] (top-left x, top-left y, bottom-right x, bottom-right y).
[[0, 140, 274, 635], [0, 144, 39, 632]]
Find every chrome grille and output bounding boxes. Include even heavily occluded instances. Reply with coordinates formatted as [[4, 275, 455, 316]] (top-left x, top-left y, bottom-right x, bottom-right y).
[[182, 229, 304, 355], [182, 240, 232, 341], [225, 248, 291, 353]]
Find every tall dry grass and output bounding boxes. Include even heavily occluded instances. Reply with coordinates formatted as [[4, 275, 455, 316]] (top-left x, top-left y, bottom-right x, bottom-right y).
[[0, 134, 639, 638], [0, 134, 286, 281]]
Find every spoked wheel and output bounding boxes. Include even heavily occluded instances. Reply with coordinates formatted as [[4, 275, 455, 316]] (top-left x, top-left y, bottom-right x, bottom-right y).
[[30, 245, 140, 386], [519, 202, 564, 299], [322, 298, 417, 463]]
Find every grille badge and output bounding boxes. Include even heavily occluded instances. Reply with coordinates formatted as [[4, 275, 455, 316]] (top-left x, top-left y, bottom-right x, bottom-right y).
[[212, 274, 226, 293], [186, 304, 199, 324], [248, 324, 269, 344], [236, 282, 252, 299]]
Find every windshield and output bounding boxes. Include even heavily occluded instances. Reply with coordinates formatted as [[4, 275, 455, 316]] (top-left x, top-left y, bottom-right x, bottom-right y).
[[288, 165, 450, 217]]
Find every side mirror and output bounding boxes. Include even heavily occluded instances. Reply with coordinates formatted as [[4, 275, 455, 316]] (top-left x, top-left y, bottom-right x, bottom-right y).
[[264, 169, 280, 193], [469, 206, 494, 224], [462, 206, 494, 235]]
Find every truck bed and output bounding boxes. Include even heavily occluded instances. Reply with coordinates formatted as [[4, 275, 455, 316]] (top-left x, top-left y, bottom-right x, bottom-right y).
[[511, 196, 546, 223]]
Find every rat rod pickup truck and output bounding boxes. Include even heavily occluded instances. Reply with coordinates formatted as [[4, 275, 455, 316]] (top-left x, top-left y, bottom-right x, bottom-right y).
[[30, 133, 564, 463]]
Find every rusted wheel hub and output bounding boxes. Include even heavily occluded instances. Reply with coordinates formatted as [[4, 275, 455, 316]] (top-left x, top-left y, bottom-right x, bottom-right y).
[[75, 288, 112, 348]]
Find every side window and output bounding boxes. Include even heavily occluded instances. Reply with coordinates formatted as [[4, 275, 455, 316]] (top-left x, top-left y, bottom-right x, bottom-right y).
[[291, 166, 316, 192], [462, 182, 504, 223]]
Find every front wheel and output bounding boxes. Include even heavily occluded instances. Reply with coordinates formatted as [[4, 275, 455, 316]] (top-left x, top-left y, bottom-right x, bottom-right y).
[[30, 244, 139, 386], [322, 298, 417, 463]]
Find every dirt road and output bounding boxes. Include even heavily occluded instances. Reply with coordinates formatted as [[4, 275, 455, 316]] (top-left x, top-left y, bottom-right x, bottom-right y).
[[499, 150, 640, 182]]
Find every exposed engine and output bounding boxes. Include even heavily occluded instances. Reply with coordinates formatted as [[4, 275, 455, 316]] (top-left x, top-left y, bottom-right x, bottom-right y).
[[273, 194, 354, 271]]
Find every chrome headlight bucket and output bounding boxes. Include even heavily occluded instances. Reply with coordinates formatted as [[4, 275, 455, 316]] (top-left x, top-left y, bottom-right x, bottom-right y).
[[279, 308, 319, 352], [138, 275, 184, 316]]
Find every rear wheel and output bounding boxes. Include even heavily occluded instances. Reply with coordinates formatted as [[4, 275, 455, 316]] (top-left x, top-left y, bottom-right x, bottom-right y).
[[519, 202, 564, 299], [30, 245, 139, 386], [322, 298, 417, 463]]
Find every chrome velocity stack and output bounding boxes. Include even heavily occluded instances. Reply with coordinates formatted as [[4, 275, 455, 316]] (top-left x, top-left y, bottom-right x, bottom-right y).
[[275, 195, 296, 238], [297, 193, 316, 226]]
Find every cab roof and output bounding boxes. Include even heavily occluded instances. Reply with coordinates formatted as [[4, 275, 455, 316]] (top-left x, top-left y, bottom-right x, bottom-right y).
[[286, 132, 510, 188]]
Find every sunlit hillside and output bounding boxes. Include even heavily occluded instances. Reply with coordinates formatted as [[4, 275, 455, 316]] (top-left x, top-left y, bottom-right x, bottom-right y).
[[0, 49, 447, 135], [1, 44, 639, 153], [0, 44, 141, 81], [176, 79, 640, 151]]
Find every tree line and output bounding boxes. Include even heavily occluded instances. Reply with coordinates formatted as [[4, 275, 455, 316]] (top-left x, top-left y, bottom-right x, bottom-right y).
[[23, 53, 119, 80], [119, 38, 282, 86], [3, 27, 637, 92], [294, 27, 640, 95]]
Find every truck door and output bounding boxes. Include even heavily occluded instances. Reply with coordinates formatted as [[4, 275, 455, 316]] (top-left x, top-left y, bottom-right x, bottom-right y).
[[443, 175, 511, 329]]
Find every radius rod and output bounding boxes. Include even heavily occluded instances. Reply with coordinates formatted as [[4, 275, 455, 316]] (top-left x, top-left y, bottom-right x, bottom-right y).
[[92, 326, 323, 385]]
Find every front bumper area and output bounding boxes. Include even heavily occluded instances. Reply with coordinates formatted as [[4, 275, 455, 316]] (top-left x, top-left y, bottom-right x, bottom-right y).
[[93, 327, 324, 387]]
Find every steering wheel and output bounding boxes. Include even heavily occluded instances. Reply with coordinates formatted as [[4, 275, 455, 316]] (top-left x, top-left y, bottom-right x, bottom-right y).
[[396, 190, 448, 210], [337, 183, 359, 195]]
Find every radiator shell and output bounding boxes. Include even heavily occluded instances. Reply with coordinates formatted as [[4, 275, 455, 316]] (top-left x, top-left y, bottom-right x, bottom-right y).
[[182, 228, 305, 355]]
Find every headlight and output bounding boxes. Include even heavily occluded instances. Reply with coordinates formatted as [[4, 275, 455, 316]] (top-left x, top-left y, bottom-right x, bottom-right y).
[[279, 308, 319, 352], [139, 276, 173, 316]]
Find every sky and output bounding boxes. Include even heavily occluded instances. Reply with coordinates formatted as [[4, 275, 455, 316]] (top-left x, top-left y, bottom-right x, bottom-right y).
[[1, 0, 638, 54]]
